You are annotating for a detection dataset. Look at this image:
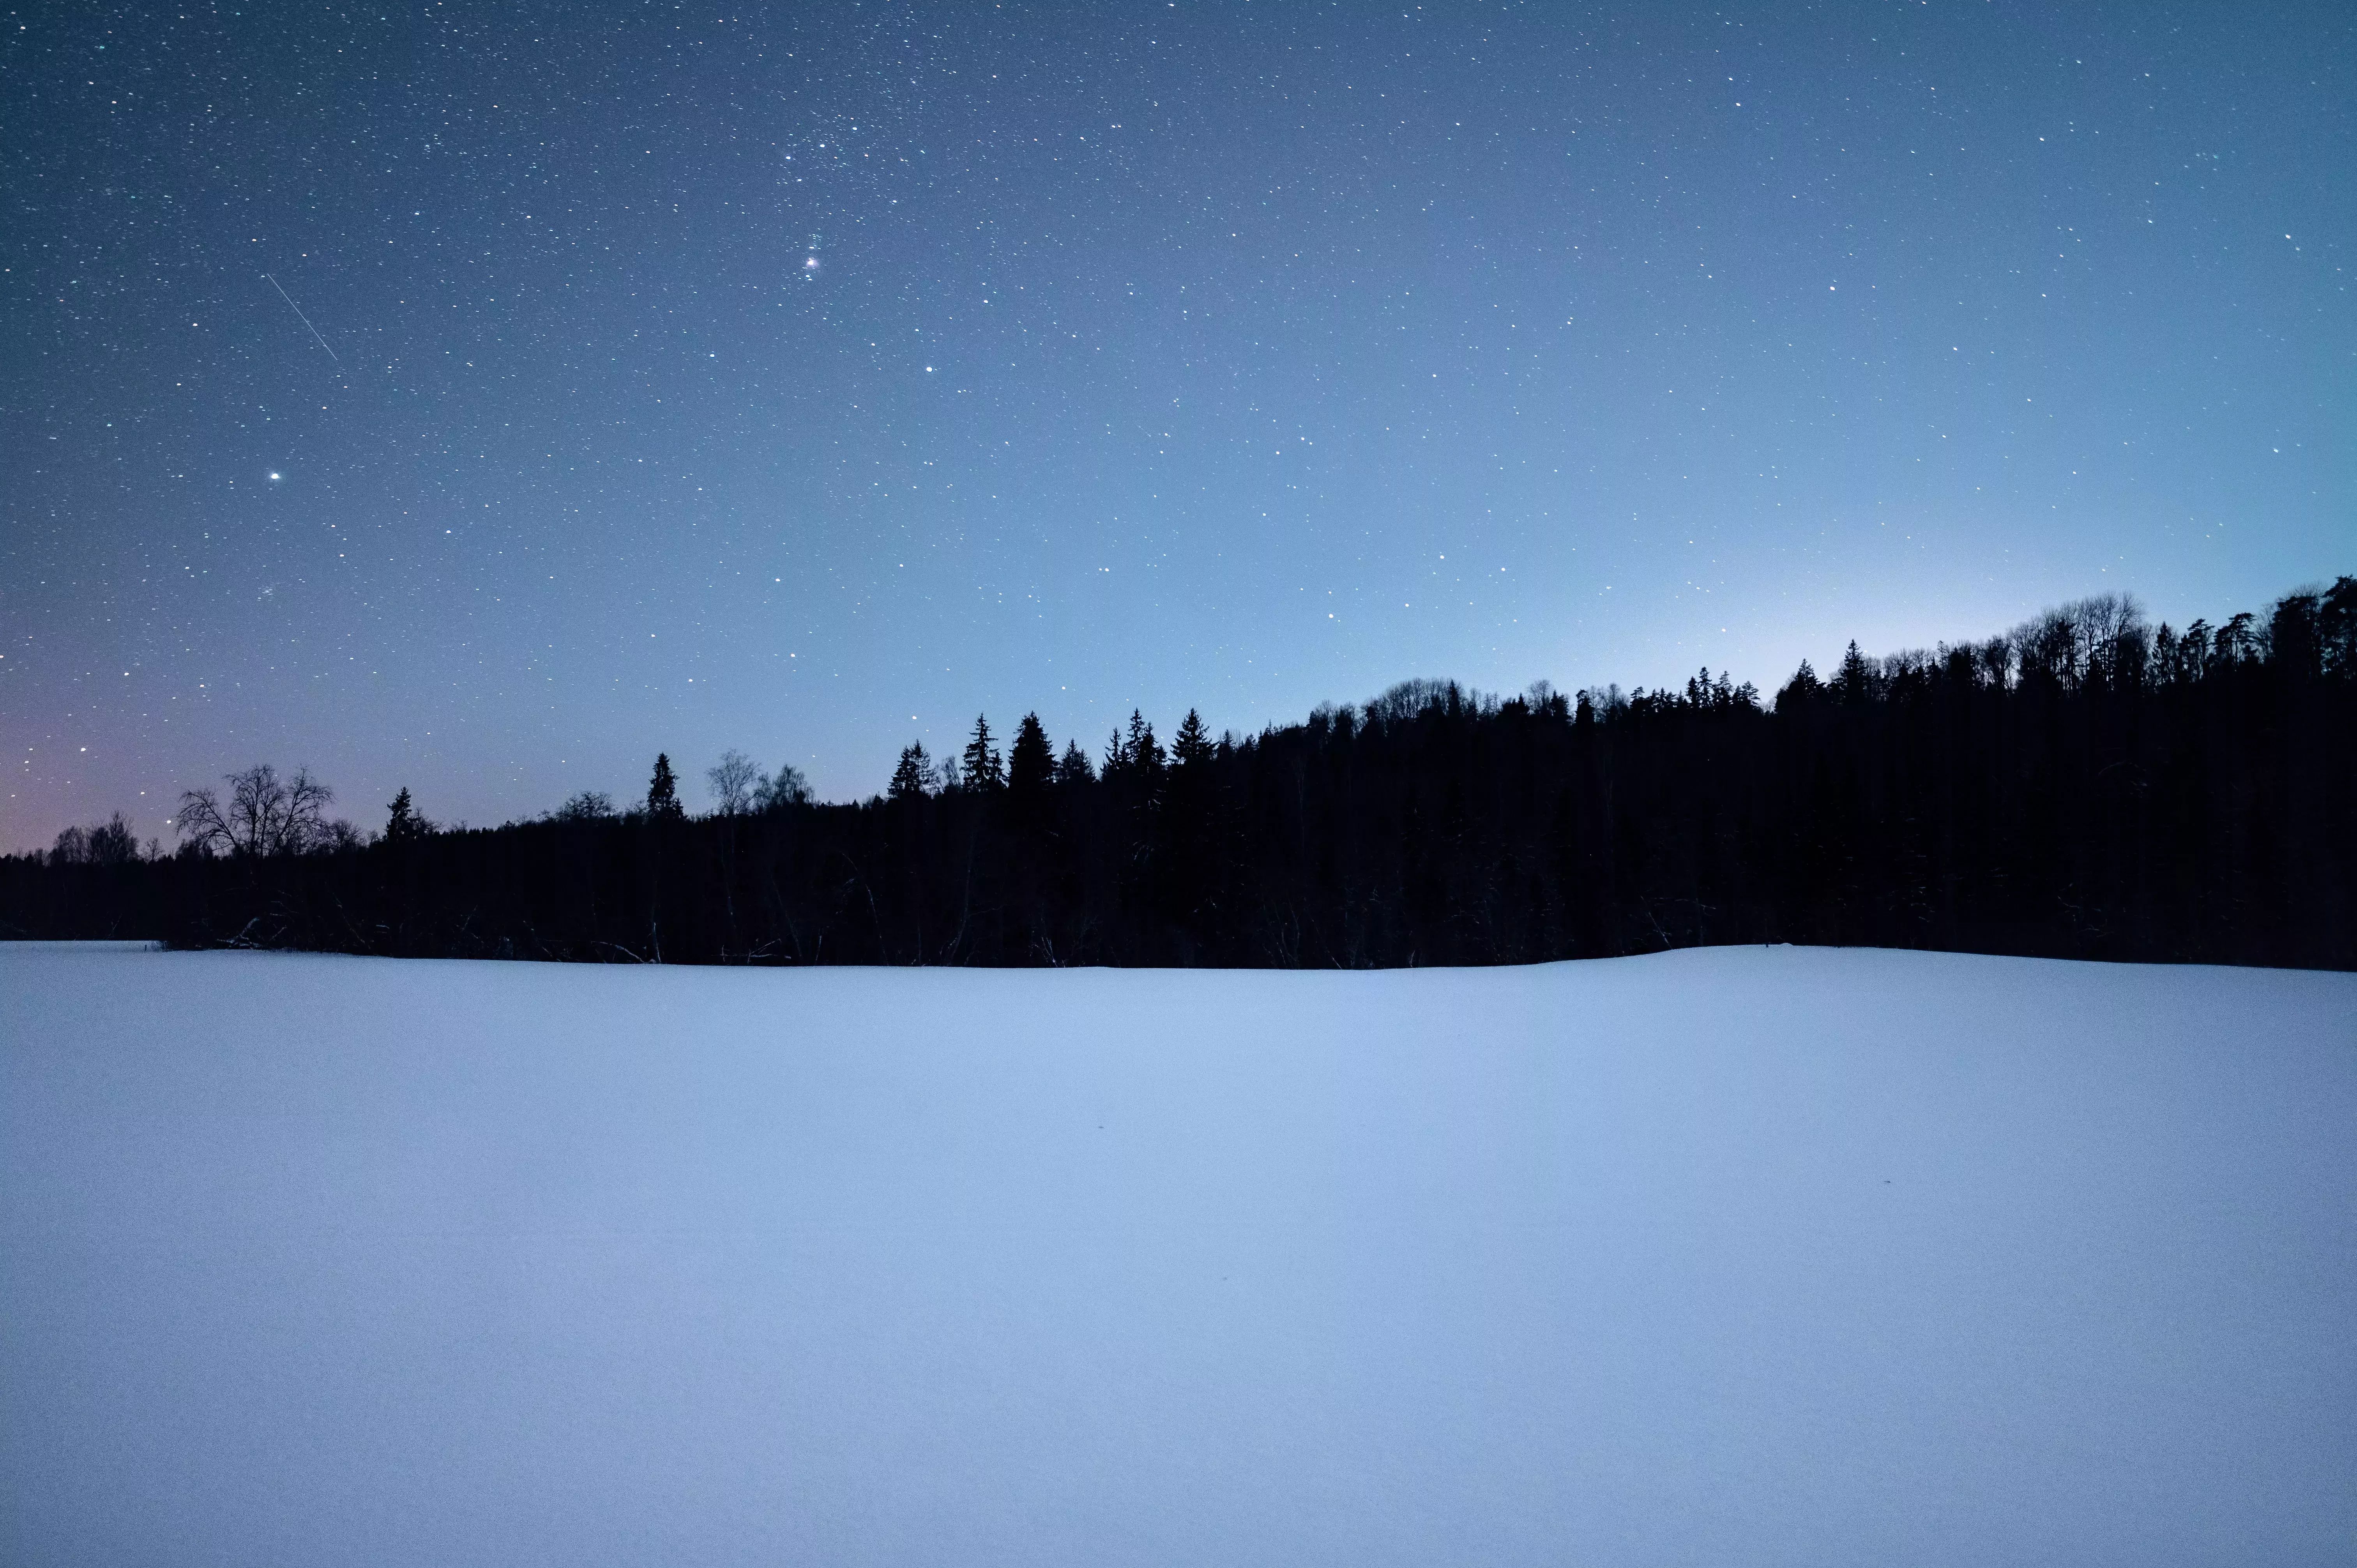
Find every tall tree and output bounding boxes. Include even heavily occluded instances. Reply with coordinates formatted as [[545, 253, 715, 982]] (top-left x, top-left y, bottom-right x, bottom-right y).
[[1836, 642, 1872, 706], [1009, 713, 1055, 796], [647, 754, 684, 820], [1125, 710, 1165, 782], [2214, 611, 2259, 666], [706, 750, 759, 816], [177, 764, 334, 857], [85, 812, 137, 864], [888, 742, 936, 801], [963, 714, 1006, 791], [385, 787, 432, 842], [754, 761, 811, 811], [2323, 576, 2357, 676], [1171, 708, 1214, 767]]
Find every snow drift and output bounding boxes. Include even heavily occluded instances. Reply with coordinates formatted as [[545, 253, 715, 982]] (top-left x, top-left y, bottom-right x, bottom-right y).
[[4, 943, 2352, 1566]]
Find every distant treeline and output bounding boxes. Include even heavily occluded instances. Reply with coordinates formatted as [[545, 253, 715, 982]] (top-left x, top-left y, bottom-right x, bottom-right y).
[[6, 579, 2352, 969]]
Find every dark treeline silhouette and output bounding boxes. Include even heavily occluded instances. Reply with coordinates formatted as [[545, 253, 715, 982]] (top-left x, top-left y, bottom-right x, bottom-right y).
[[6, 579, 2352, 968]]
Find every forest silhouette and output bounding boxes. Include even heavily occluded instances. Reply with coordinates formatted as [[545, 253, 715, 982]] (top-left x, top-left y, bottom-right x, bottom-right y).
[[8, 578, 2352, 969]]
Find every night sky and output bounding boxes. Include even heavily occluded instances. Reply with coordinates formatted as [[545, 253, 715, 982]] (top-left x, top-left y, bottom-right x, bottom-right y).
[[5, 1, 2349, 846]]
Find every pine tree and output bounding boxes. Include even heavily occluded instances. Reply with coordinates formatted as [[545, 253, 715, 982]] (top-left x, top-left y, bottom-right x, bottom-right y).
[[1126, 709, 1164, 781], [647, 754, 684, 820], [962, 714, 1005, 790], [1171, 708, 1213, 767], [1778, 659, 1822, 711], [1836, 642, 1872, 706], [2215, 611, 2258, 666], [888, 742, 935, 801], [1056, 739, 1096, 786], [2323, 576, 2357, 677], [384, 787, 432, 842], [1008, 713, 1055, 796], [2179, 620, 2213, 682]]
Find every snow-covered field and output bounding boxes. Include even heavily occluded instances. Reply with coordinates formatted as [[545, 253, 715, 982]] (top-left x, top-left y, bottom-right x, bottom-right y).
[[4, 943, 2352, 1566]]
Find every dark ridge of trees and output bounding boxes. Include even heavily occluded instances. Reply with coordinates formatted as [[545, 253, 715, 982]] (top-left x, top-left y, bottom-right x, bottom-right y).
[[4, 578, 2351, 969]]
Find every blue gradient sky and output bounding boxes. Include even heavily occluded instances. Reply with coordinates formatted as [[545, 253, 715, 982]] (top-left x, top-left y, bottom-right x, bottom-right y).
[[5, 0, 2349, 845]]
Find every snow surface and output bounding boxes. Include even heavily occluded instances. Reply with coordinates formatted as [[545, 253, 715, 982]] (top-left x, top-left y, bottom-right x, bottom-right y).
[[4, 943, 2353, 1567]]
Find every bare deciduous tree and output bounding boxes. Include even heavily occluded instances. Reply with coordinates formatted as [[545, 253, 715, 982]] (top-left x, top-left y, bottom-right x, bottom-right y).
[[87, 812, 138, 864], [553, 789, 616, 822], [46, 813, 137, 865], [707, 750, 760, 816], [176, 764, 335, 856], [754, 761, 811, 811]]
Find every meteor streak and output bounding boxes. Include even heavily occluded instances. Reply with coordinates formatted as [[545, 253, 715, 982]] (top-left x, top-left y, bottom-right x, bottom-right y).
[[264, 274, 341, 368]]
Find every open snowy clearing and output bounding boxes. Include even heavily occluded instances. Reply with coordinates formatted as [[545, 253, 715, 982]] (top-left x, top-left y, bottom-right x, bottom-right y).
[[4, 943, 2352, 1566]]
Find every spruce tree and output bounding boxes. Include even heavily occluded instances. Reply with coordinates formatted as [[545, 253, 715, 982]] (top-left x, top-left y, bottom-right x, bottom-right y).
[[1008, 713, 1055, 796], [962, 714, 1005, 790], [1055, 739, 1096, 786], [1778, 659, 1822, 710], [384, 787, 431, 842], [1171, 708, 1213, 767], [888, 742, 935, 801], [1127, 709, 1165, 783], [1837, 642, 1872, 706], [2323, 576, 2357, 676], [647, 754, 684, 820]]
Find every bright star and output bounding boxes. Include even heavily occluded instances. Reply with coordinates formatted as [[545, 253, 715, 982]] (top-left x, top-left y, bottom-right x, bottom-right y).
[[268, 471, 282, 481]]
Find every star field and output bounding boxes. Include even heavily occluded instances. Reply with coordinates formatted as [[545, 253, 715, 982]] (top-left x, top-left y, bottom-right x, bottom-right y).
[[4, 0, 2350, 844]]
